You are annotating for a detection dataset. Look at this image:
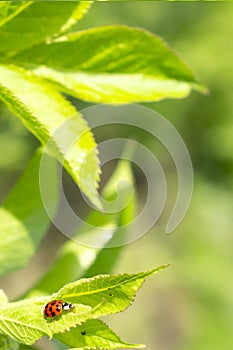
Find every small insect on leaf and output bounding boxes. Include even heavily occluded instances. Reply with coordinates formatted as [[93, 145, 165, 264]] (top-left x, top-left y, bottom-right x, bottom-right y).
[[44, 300, 75, 318]]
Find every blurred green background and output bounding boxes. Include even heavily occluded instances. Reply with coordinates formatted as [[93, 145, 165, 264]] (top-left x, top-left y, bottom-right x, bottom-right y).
[[0, 2, 233, 350]]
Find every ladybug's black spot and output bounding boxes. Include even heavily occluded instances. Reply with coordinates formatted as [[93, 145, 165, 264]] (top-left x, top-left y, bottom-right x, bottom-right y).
[[51, 301, 56, 306], [56, 307, 61, 312], [49, 306, 52, 312], [81, 331, 86, 336], [51, 312, 56, 317]]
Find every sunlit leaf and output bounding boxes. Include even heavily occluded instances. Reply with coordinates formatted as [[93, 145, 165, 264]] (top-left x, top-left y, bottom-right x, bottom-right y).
[[0, 64, 101, 209], [0, 266, 168, 345], [9, 26, 206, 103], [55, 319, 144, 349], [0, 299, 52, 345], [55, 265, 169, 317]]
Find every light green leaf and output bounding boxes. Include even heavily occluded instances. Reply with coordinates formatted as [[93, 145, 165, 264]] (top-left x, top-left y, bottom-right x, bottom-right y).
[[55, 265, 169, 317], [0, 266, 168, 345], [0, 64, 101, 209], [9, 26, 206, 103], [0, 1, 90, 53], [44, 303, 94, 336], [0, 299, 52, 345], [0, 296, 93, 345], [55, 319, 144, 349], [28, 158, 135, 296], [0, 149, 58, 276]]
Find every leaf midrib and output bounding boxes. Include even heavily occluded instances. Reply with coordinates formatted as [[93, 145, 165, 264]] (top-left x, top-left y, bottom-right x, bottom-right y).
[[59, 268, 161, 299]]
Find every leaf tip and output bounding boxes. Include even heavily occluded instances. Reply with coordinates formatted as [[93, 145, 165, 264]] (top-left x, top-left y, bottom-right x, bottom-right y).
[[144, 263, 170, 279], [192, 81, 209, 95], [131, 343, 146, 349]]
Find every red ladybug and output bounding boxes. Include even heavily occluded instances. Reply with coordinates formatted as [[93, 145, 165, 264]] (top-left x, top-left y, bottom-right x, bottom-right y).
[[44, 300, 75, 318]]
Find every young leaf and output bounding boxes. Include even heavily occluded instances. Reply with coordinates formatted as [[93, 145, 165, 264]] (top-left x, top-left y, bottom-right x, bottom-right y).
[[0, 297, 93, 346], [0, 1, 90, 53], [0, 149, 58, 277], [0, 64, 101, 209], [0, 299, 52, 345], [9, 26, 206, 103], [55, 265, 169, 317], [0, 266, 168, 345], [55, 319, 144, 349], [44, 304, 94, 336]]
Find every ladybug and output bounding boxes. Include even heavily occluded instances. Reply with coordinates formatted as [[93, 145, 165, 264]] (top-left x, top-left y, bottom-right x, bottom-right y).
[[44, 300, 75, 318]]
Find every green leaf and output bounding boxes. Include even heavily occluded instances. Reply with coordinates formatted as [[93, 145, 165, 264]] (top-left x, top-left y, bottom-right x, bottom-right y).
[[0, 64, 101, 209], [55, 319, 144, 349], [44, 304, 94, 337], [0, 298, 52, 345], [9, 26, 206, 103], [0, 266, 168, 345], [0, 1, 90, 54], [0, 149, 58, 276], [28, 158, 136, 296], [0, 296, 93, 346], [55, 265, 169, 317]]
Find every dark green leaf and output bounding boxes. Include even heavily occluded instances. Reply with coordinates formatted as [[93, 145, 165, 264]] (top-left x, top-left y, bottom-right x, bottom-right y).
[[0, 1, 90, 53]]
